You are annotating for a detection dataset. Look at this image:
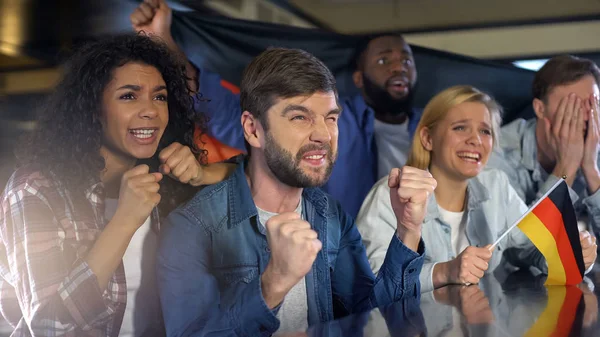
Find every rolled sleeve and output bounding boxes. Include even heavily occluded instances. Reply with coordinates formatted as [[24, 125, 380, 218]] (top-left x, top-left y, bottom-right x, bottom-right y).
[[419, 262, 438, 294]]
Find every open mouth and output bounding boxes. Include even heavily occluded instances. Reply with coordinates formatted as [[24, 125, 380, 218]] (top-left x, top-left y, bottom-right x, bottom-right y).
[[301, 151, 328, 166], [387, 76, 409, 94], [457, 151, 481, 163], [129, 128, 158, 139]]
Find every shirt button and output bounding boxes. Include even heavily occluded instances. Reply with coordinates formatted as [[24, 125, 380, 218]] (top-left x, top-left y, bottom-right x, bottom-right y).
[[265, 247, 270, 253], [444, 228, 450, 234]]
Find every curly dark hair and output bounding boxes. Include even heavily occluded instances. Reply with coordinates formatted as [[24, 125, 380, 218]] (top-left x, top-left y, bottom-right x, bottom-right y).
[[17, 33, 207, 216]]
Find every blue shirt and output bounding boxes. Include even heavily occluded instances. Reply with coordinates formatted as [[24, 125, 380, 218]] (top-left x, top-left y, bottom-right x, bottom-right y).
[[197, 70, 421, 218], [156, 157, 424, 336]]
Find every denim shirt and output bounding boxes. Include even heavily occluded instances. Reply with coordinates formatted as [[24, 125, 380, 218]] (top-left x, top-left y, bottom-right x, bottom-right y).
[[356, 169, 545, 293], [197, 69, 421, 218], [487, 118, 600, 233], [156, 157, 425, 337]]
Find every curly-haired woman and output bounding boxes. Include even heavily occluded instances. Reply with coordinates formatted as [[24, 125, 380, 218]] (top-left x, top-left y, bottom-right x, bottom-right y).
[[0, 34, 233, 336]]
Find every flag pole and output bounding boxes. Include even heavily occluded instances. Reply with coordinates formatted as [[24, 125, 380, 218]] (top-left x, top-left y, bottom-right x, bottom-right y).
[[490, 178, 565, 250]]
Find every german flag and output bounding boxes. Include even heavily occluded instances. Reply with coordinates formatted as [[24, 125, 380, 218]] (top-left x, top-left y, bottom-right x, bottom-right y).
[[517, 180, 585, 285]]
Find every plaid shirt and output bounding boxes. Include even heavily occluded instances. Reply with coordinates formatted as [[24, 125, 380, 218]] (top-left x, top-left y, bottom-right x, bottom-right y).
[[0, 167, 158, 336]]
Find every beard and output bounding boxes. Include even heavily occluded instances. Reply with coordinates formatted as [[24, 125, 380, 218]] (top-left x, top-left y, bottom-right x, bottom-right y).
[[263, 132, 336, 188], [362, 73, 415, 118]]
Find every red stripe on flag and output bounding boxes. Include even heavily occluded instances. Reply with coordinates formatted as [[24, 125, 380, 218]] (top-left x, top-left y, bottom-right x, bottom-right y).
[[220, 80, 240, 94], [532, 198, 582, 284], [550, 286, 582, 337]]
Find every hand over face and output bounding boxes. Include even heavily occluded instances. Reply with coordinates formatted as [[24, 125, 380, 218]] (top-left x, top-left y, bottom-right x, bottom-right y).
[[543, 93, 585, 180], [582, 94, 600, 171]]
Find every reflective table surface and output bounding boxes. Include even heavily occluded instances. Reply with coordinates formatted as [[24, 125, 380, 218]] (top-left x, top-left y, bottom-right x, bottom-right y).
[[288, 265, 600, 337]]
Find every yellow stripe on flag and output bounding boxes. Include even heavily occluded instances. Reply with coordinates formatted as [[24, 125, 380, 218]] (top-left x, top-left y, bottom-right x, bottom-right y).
[[518, 213, 566, 284], [523, 287, 566, 337]]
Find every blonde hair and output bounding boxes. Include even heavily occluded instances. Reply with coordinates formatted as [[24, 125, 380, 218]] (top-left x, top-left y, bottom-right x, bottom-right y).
[[406, 85, 503, 170]]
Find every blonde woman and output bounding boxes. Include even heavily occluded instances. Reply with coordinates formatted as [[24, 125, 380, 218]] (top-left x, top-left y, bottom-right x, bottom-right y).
[[357, 85, 595, 293]]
